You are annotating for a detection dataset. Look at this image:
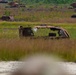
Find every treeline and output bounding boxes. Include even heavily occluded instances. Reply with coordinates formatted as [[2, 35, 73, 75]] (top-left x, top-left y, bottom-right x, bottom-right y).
[[9, 0, 76, 4]]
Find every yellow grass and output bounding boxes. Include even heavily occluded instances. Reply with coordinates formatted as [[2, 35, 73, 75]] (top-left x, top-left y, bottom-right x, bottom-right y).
[[0, 38, 76, 61]]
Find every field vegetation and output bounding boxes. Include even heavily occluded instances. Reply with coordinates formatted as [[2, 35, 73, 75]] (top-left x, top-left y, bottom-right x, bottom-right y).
[[0, 1, 76, 61], [0, 22, 76, 61], [0, 4, 76, 23], [9, 0, 76, 5], [2, 9, 76, 23], [0, 38, 76, 62], [0, 22, 76, 38]]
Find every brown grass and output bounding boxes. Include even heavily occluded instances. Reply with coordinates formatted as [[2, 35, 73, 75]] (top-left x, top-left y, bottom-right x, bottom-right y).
[[0, 38, 76, 61], [0, 7, 75, 23], [41, 18, 76, 23]]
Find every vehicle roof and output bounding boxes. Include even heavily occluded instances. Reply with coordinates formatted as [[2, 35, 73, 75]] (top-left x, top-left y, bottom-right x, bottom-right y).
[[34, 26, 70, 38], [34, 26, 62, 29]]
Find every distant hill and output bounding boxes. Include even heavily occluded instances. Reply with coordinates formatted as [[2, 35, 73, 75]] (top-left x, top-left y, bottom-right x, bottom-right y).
[[8, 0, 76, 4]]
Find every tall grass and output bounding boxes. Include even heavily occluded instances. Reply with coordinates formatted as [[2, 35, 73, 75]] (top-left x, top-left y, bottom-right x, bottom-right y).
[[0, 39, 76, 61], [0, 7, 75, 23]]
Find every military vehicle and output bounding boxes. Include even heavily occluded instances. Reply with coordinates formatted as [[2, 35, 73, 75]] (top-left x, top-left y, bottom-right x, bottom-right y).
[[0, 0, 8, 3], [0, 15, 14, 21], [71, 14, 76, 18], [8, 2, 19, 7], [19, 25, 70, 39], [71, 3, 76, 8]]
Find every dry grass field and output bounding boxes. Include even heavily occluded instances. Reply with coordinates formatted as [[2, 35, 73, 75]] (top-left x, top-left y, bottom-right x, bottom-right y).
[[0, 39, 76, 62], [0, 22, 75, 61], [0, 5, 76, 23], [0, 4, 76, 61]]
